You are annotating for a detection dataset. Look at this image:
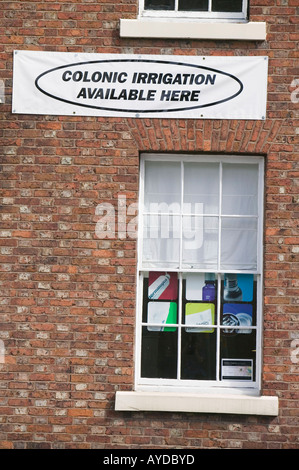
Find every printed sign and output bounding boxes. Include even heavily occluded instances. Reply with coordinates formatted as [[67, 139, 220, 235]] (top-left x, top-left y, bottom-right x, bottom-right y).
[[185, 273, 217, 301], [147, 302, 177, 332], [148, 272, 178, 300], [185, 303, 215, 333], [221, 359, 253, 381], [12, 51, 268, 119], [222, 304, 253, 334]]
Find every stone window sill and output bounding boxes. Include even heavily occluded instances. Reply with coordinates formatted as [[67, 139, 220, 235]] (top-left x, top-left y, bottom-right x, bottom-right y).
[[115, 391, 278, 416], [119, 19, 266, 41]]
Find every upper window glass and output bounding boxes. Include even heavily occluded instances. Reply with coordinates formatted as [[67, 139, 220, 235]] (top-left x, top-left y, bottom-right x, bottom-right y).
[[142, 0, 248, 20]]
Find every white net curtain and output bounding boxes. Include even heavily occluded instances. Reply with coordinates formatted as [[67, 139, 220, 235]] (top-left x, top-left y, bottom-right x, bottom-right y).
[[142, 160, 258, 271]]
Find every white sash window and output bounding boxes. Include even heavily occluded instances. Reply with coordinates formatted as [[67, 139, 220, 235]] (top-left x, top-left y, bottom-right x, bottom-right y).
[[141, 0, 248, 20], [136, 153, 264, 393]]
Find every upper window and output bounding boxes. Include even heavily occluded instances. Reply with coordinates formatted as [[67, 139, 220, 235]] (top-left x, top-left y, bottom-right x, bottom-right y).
[[141, 0, 248, 20], [136, 154, 264, 394]]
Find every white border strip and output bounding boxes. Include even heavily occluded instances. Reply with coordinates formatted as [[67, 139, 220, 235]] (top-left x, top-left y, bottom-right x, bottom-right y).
[[120, 20, 266, 41], [115, 391, 279, 416]]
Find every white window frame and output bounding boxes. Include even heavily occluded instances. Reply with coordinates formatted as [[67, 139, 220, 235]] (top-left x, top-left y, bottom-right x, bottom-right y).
[[135, 153, 264, 396], [119, 0, 267, 41], [140, 0, 248, 22]]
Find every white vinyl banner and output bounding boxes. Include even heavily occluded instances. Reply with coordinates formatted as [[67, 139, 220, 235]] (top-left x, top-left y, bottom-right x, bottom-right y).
[[12, 51, 268, 120]]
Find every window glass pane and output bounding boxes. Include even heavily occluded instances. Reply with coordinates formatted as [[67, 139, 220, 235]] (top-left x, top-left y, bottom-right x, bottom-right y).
[[212, 0, 243, 12], [181, 329, 216, 380], [178, 0, 208, 11], [142, 273, 178, 319], [142, 214, 180, 268], [144, 161, 181, 209], [222, 273, 255, 304], [185, 303, 215, 332], [144, 0, 245, 13], [220, 331, 256, 381], [148, 271, 178, 300], [222, 303, 253, 334], [147, 301, 177, 330], [222, 164, 259, 216], [182, 216, 218, 269], [183, 162, 219, 215], [144, 0, 175, 10], [221, 273, 257, 331], [220, 217, 257, 270], [184, 274, 218, 330], [185, 272, 217, 302], [141, 327, 178, 378], [220, 273, 257, 382]]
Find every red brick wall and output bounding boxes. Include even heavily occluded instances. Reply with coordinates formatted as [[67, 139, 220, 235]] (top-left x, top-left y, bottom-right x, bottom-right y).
[[0, 0, 298, 449]]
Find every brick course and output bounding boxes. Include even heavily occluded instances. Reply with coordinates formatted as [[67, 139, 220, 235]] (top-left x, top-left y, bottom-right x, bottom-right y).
[[0, 0, 298, 449]]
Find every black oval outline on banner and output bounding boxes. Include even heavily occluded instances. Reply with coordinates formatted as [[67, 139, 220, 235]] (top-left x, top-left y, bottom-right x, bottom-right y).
[[35, 59, 244, 114]]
